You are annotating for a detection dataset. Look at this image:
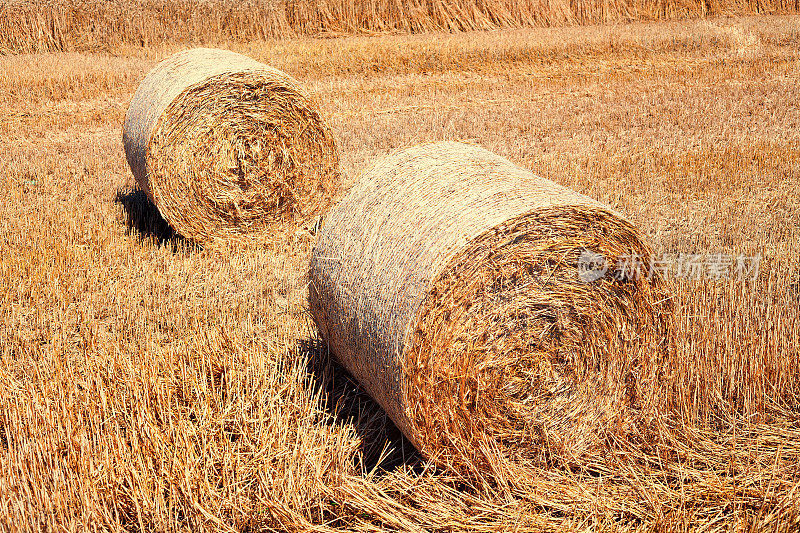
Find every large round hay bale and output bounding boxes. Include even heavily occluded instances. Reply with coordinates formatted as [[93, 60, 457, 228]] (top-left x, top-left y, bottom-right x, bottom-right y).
[[310, 142, 673, 477], [123, 48, 339, 243]]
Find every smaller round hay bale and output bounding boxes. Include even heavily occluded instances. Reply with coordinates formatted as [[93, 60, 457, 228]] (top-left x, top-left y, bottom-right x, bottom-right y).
[[123, 48, 339, 243], [310, 142, 674, 477]]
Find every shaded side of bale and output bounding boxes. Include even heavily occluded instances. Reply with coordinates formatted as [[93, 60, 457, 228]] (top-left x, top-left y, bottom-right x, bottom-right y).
[[123, 47, 339, 243], [309, 141, 673, 476]]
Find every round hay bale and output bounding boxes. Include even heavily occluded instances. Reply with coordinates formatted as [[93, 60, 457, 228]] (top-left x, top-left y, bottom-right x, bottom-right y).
[[123, 48, 339, 243], [310, 142, 673, 477]]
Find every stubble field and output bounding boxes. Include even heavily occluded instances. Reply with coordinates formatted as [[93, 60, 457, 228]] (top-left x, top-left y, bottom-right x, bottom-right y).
[[1, 15, 800, 531]]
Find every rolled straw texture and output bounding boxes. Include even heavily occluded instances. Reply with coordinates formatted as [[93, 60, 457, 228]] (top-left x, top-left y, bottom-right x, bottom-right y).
[[310, 141, 673, 477], [123, 48, 339, 242]]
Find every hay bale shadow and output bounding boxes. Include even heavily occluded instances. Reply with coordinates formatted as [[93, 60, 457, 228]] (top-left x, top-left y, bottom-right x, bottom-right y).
[[115, 188, 199, 252], [301, 338, 424, 475]]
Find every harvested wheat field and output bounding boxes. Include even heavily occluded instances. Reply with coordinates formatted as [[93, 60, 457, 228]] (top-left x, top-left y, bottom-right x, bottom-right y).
[[1, 11, 800, 532]]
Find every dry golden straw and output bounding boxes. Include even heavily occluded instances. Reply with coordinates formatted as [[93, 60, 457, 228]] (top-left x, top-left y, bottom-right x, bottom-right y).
[[3, 0, 799, 53], [123, 47, 339, 243], [310, 141, 674, 478]]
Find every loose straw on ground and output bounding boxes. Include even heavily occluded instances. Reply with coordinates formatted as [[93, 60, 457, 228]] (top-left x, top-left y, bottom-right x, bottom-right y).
[[123, 48, 339, 243], [310, 141, 674, 480]]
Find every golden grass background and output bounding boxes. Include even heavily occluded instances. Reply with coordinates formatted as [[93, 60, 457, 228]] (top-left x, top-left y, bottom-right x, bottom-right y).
[[1, 0, 800, 53], [1, 14, 799, 531]]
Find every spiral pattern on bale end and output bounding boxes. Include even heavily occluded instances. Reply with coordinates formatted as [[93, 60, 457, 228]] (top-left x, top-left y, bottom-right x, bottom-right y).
[[310, 142, 673, 477], [123, 48, 339, 243]]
